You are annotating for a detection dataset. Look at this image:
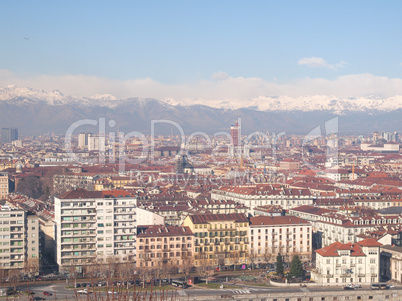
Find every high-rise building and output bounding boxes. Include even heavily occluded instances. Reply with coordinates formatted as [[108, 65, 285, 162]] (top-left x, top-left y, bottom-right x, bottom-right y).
[[54, 189, 163, 273], [0, 128, 18, 143], [0, 204, 39, 271], [0, 172, 9, 199], [78, 133, 90, 149], [230, 120, 241, 147]]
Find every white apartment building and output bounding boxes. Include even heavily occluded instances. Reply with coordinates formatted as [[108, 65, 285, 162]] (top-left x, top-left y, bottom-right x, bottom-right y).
[[0, 204, 39, 272], [312, 238, 381, 285], [0, 172, 9, 199], [55, 189, 162, 273], [315, 214, 402, 248], [211, 185, 314, 212], [249, 216, 312, 263]]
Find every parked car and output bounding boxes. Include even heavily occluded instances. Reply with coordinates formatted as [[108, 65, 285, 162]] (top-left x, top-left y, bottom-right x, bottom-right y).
[[343, 286, 354, 290]]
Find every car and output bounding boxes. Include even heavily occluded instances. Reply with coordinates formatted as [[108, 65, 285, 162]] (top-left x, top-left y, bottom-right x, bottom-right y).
[[43, 292, 52, 296], [343, 286, 355, 290], [77, 289, 89, 294], [33, 297, 45, 301], [108, 290, 119, 295]]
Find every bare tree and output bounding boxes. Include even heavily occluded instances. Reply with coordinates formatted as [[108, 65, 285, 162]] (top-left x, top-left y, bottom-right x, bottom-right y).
[[106, 255, 120, 279], [248, 250, 257, 270], [197, 252, 214, 284], [263, 249, 272, 264], [180, 254, 193, 282], [24, 258, 40, 280]]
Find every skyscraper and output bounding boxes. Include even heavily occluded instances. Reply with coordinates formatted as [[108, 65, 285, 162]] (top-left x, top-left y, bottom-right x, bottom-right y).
[[0, 128, 18, 143], [230, 120, 240, 147]]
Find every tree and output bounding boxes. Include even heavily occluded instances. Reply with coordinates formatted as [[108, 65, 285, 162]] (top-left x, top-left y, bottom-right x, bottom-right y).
[[248, 251, 257, 269], [290, 255, 305, 277], [16, 176, 43, 199], [24, 258, 40, 280], [276, 253, 284, 276], [197, 252, 214, 284], [180, 255, 193, 282]]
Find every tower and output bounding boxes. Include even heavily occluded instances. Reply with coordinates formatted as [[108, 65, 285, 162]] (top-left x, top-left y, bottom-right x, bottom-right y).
[[230, 120, 241, 147]]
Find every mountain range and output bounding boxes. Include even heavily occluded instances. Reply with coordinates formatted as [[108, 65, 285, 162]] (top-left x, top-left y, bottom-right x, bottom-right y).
[[0, 85, 401, 136]]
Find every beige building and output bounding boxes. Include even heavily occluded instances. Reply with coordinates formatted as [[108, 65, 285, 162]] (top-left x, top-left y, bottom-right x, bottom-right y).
[[136, 225, 194, 270], [39, 215, 56, 261], [249, 216, 312, 264], [0, 172, 9, 199], [380, 245, 402, 283], [183, 213, 249, 268], [0, 204, 39, 274]]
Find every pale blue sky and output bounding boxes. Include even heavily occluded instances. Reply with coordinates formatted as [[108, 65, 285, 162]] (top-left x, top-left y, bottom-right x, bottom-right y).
[[1, 0, 402, 102]]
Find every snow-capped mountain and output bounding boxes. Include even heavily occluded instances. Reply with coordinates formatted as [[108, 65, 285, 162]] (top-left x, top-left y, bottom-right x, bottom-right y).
[[0, 85, 401, 135], [1, 85, 402, 113]]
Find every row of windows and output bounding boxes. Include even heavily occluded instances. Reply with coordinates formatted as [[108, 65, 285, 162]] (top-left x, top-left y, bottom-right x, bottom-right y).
[[194, 222, 247, 229], [251, 227, 310, 234]]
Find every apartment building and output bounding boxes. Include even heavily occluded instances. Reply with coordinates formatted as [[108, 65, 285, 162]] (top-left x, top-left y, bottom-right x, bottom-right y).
[[55, 189, 162, 273], [249, 216, 312, 264], [312, 238, 381, 285], [183, 213, 249, 268], [0, 204, 39, 272], [0, 172, 9, 199], [211, 185, 314, 212], [315, 214, 402, 248], [136, 225, 194, 269], [380, 245, 402, 283], [53, 173, 99, 195]]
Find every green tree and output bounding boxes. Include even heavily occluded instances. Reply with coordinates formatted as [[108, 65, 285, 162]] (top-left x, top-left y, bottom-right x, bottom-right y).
[[290, 255, 304, 277], [276, 253, 284, 276]]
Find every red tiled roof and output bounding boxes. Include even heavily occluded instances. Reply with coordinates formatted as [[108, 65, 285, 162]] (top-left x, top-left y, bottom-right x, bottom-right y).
[[249, 216, 309, 226], [315, 241, 367, 257], [137, 225, 193, 237], [189, 213, 248, 224], [357, 238, 382, 247]]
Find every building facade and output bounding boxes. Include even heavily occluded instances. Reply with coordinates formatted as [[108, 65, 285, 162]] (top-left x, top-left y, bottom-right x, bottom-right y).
[[211, 185, 314, 212], [0, 128, 18, 144], [312, 238, 381, 285], [0, 205, 39, 273], [183, 213, 249, 268], [249, 216, 312, 264], [136, 225, 194, 270], [0, 172, 8, 199], [55, 189, 139, 273]]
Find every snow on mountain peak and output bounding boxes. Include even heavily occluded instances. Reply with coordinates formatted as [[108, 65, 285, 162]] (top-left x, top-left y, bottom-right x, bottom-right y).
[[1, 85, 402, 113], [90, 94, 117, 101]]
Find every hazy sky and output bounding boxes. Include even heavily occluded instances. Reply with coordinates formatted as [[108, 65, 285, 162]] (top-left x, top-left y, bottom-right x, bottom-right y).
[[1, 1, 402, 102]]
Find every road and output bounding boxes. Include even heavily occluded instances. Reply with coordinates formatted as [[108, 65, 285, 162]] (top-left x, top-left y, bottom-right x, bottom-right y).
[[6, 282, 402, 301]]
